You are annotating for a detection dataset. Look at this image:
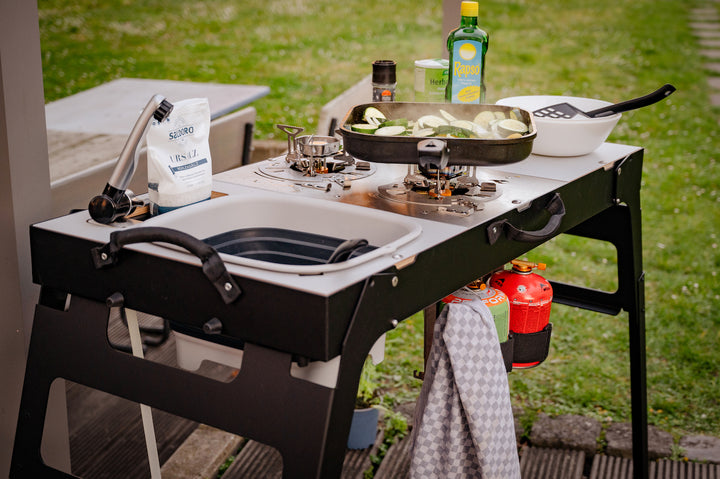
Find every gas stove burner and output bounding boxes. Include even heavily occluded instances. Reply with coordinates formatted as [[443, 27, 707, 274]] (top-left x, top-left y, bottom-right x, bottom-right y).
[[377, 164, 502, 216], [273, 124, 377, 179], [289, 155, 349, 175], [417, 163, 466, 180], [256, 156, 376, 188]]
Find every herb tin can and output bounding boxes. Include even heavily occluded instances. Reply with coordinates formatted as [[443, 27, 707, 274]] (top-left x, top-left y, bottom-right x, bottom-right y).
[[414, 59, 449, 103]]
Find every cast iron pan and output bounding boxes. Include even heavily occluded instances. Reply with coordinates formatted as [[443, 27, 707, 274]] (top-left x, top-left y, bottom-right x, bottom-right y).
[[338, 102, 537, 166]]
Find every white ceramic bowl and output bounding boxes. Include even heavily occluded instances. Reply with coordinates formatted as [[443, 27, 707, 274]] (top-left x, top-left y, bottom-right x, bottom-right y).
[[496, 96, 621, 157]]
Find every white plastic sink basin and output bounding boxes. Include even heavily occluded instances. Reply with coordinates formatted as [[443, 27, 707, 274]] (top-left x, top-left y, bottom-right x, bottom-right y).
[[142, 192, 422, 274]]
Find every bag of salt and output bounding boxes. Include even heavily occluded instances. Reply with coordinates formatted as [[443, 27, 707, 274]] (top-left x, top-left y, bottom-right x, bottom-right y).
[[147, 97, 212, 214]]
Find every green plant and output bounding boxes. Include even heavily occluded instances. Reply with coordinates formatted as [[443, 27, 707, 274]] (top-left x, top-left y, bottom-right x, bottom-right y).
[[216, 454, 235, 478], [670, 444, 687, 462], [356, 356, 381, 409]]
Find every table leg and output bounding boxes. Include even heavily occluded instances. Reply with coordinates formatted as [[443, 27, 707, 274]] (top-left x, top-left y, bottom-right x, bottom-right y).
[[11, 275, 397, 479], [551, 202, 648, 479]]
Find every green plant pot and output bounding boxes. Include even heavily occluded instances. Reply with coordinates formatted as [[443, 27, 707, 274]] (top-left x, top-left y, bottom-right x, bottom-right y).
[[347, 407, 379, 449]]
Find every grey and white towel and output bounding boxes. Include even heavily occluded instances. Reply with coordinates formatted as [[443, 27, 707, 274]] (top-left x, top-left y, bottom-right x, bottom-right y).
[[410, 299, 520, 479]]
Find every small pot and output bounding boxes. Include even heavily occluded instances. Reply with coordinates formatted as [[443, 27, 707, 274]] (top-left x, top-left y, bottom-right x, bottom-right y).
[[347, 407, 379, 449], [295, 135, 341, 157]]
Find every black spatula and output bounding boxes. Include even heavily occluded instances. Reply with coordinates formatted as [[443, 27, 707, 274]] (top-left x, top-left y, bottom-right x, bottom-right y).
[[533, 84, 676, 119]]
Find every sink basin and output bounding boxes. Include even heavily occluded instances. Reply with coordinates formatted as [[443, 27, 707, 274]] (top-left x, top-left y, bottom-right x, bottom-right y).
[[142, 192, 422, 274]]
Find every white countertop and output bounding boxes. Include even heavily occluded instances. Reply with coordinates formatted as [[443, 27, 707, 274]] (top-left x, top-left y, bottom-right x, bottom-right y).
[[34, 143, 641, 297]]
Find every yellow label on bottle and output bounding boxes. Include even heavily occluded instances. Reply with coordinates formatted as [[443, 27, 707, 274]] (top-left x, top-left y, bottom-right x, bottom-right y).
[[450, 40, 484, 104], [457, 85, 481, 103]]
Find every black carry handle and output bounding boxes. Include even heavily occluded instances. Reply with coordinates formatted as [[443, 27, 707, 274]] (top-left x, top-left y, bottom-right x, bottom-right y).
[[487, 193, 566, 245], [326, 238, 369, 264], [91, 226, 241, 304], [586, 83, 676, 118]]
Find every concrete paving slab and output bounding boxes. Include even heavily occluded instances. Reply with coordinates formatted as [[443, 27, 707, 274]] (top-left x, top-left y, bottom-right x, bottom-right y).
[[690, 22, 720, 30], [691, 15, 720, 22], [604, 422, 673, 460], [160, 424, 242, 479], [708, 77, 720, 89], [679, 435, 720, 464], [694, 29, 720, 38], [690, 7, 718, 17], [700, 39, 720, 48], [700, 49, 720, 59], [691, 14, 719, 22], [529, 414, 601, 456], [704, 62, 720, 74]]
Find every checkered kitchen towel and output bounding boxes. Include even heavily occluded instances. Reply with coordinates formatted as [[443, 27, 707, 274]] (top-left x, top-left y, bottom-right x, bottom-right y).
[[410, 298, 520, 479]]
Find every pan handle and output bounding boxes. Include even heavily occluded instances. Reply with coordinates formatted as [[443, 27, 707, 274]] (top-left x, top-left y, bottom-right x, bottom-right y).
[[91, 226, 241, 304], [487, 193, 566, 245]]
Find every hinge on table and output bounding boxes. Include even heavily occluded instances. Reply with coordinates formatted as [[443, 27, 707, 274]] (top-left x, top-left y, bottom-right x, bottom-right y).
[[612, 153, 633, 205]]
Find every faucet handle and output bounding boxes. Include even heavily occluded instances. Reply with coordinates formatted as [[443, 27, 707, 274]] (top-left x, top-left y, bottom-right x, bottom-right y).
[[88, 185, 138, 224], [153, 99, 174, 122]]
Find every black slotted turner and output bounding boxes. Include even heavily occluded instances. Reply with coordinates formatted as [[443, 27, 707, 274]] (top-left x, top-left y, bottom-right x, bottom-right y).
[[533, 84, 676, 119]]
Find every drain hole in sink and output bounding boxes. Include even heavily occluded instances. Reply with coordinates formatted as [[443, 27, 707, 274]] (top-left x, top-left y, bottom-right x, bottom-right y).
[[203, 227, 376, 266]]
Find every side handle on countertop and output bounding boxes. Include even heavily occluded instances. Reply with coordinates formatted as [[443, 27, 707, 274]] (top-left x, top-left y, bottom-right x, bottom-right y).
[[487, 193, 566, 245], [91, 226, 241, 304]]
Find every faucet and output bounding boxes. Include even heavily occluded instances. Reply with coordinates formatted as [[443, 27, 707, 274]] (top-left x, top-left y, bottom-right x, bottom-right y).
[[88, 94, 173, 224]]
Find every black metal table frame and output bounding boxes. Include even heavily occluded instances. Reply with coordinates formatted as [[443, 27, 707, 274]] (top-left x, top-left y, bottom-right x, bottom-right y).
[[11, 149, 647, 479]]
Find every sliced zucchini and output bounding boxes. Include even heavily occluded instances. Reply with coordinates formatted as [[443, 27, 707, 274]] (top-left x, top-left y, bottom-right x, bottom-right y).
[[497, 118, 528, 137], [509, 108, 523, 121], [374, 125, 407, 136], [411, 122, 420, 136], [351, 123, 378, 134], [415, 127, 436, 137], [363, 106, 386, 125], [439, 109, 458, 122], [418, 115, 448, 129], [450, 120, 477, 131], [473, 110, 496, 129]]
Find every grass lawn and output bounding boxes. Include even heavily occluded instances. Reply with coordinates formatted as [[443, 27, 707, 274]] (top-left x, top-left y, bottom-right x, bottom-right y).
[[40, 0, 720, 439]]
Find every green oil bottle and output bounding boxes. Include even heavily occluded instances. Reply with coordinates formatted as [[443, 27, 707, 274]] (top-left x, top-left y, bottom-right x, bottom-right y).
[[445, 1, 489, 104]]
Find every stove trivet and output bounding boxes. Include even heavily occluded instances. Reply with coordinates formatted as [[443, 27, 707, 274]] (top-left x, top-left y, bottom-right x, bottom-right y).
[[256, 156, 376, 187], [376, 164, 502, 216]]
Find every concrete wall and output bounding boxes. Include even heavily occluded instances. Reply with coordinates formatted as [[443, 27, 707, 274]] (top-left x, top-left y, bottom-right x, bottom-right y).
[[0, 0, 70, 475], [442, 0, 462, 58]]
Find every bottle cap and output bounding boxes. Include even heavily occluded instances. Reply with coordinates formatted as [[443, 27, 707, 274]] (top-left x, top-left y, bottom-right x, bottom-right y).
[[460, 1, 478, 17], [372, 60, 396, 84]]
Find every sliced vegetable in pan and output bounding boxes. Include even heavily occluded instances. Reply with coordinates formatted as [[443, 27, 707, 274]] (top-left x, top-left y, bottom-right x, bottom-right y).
[[350, 106, 531, 139]]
